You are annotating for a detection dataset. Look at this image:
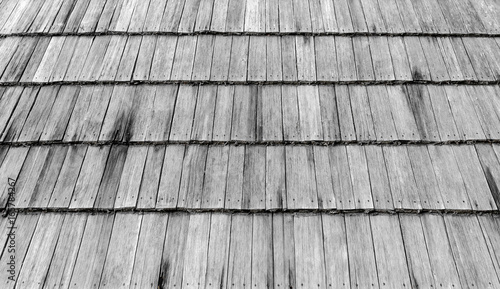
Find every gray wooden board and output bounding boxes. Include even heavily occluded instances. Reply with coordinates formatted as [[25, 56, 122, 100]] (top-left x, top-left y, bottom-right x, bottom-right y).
[[336, 37, 357, 81], [281, 36, 298, 81], [143, 0, 168, 31], [192, 35, 215, 81], [160, 0, 186, 32], [49, 145, 87, 208], [48, 36, 78, 82], [210, 36, 232, 81], [278, 0, 294, 32], [181, 213, 211, 288], [157, 145, 186, 208], [348, 0, 368, 32], [420, 214, 463, 288], [171, 36, 197, 81], [62, 36, 93, 82], [366, 86, 398, 141], [329, 146, 356, 209], [260, 85, 283, 141], [399, 215, 437, 289], [177, 145, 208, 209], [436, 37, 467, 81], [202, 145, 229, 209], [248, 36, 267, 81], [349, 85, 376, 141], [309, 0, 325, 33], [404, 85, 440, 141], [98, 86, 134, 141], [242, 145, 266, 209], [335, 85, 356, 141], [352, 36, 374, 81], [461, 37, 495, 81], [313, 146, 336, 209], [335, 0, 354, 33], [478, 215, 500, 278], [404, 37, 431, 81], [294, 215, 326, 288], [281, 85, 301, 141], [265, 0, 279, 32], [94, 0, 120, 32], [191, 85, 217, 141], [128, 0, 151, 32], [369, 36, 395, 81], [43, 213, 87, 289], [132, 35, 157, 80], [387, 36, 412, 80], [14, 147, 49, 209], [297, 85, 323, 140], [170, 85, 197, 141], [130, 213, 168, 289], [383, 146, 421, 210], [318, 86, 341, 140], [315, 36, 338, 82], [272, 214, 296, 289], [79, 0, 107, 33], [447, 37, 477, 80], [285, 146, 318, 209], [475, 144, 500, 209], [205, 213, 231, 288], [387, 85, 421, 141], [16, 213, 64, 288], [467, 85, 500, 139], [360, 0, 386, 32], [420, 37, 450, 81], [18, 86, 58, 142], [244, 0, 265, 32], [70, 146, 110, 209], [78, 86, 113, 141], [227, 214, 252, 288], [0, 37, 38, 82], [365, 146, 394, 210], [147, 85, 177, 141], [426, 85, 460, 141], [127, 86, 156, 141], [150, 36, 177, 81], [321, 214, 349, 288], [115, 36, 142, 81], [370, 215, 412, 289], [40, 86, 78, 141], [114, 146, 148, 209], [444, 85, 486, 140], [194, 0, 214, 32], [0, 146, 29, 207], [295, 36, 316, 81], [231, 86, 256, 141], [210, 0, 230, 31], [266, 36, 282, 81], [346, 146, 373, 209], [212, 86, 234, 141], [251, 214, 273, 288], [0, 87, 23, 138], [445, 215, 500, 288], [266, 146, 286, 209], [111, 0, 139, 32], [79, 36, 112, 81], [292, 0, 312, 32], [228, 36, 249, 81], [18, 37, 51, 82], [137, 146, 165, 209], [379, 0, 405, 33], [93, 146, 127, 209], [32, 37, 65, 83], [406, 146, 445, 210], [0, 87, 38, 142], [62, 0, 92, 33], [224, 145, 244, 209], [345, 214, 379, 289], [225, 0, 246, 32]]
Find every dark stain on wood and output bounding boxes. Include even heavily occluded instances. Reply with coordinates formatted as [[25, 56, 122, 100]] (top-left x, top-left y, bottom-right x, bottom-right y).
[[484, 167, 500, 207]]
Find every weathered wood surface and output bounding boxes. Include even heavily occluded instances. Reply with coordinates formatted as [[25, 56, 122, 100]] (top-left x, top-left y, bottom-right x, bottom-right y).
[[3, 143, 500, 211]]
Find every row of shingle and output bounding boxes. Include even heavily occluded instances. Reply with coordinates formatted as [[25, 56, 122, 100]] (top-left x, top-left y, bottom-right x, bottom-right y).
[[2, 212, 500, 289], [0, 0, 499, 35], [2, 143, 499, 211], [1, 35, 500, 84], [2, 84, 499, 144]]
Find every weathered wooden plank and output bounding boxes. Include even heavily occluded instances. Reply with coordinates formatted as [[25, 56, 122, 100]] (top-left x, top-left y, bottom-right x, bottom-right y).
[[191, 85, 217, 141], [94, 0, 120, 32], [272, 214, 296, 289], [43, 213, 87, 289], [360, 0, 386, 32], [297, 85, 323, 140], [0, 87, 25, 140], [143, 0, 168, 31], [147, 85, 177, 141], [150, 36, 177, 81], [114, 146, 147, 209], [348, 0, 368, 32], [266, 146, 286, 209], [210, 36, 232, 81], [335, 0, 354, 33], [76, 86, 112, 142], [127, 0, 151, 32], [210, 0, 229, 31], [399, 215, 437, 289], [346, 146, 373, 209], [224, 146, 245, 210], [62, 36, 93, 82], [93, 145, 128, 210], [478, 215, 500, 277], [291, 0, 311, 32], [336, 37, 357, 81], [132, 36, 157, 81], [0, 87, 38, 142], [313, 146, 336, 209], [281, 36, 298, 81], [286, 146, 318, 209], [369, 36, 395, 81], [178, 0, 202, 32], [226, 0, 246, 32], [260, 85, 283, 141], [227, 214, 252, 287], [321, 214, 349, 288], [194, 0, 214, 32], [18, 37, 50, 82], [387, 85, 421, 141], [79, 0, 107, 33], [160, 0, 186, 32], [228, 36, 249, 81], [315, 36, 338, 82], [278, 0, 294, 32], [69, 214, 114, 288], [379, 0, 405, 33], [426, 85, 460, 141], [48, 37, 79, 82], [404, 85, 441, 141], [115, 36, 142, 81], [462, 37, 495, 81], [345, 215, 379, 289], [371, 215, 412, 289], [318, 86, 341, 140], [136, 146, 165, 209], [365, 145, 393, 210], [202, 146, 229, 209], [335, 85, 356, 141], [281, 85, 301, 141], [309, 0, 325, 33], [0, 146, 29, 207], [294, 215, 326, 288], [129, 213, 168, 289], [16, 213, 64, 288], [70, 146, 110, 209], [242, 145, 266, 209], [406, 146, 445, 210], [475, 144, 500, 209], [1, 37, 38, 83], [49, 145, 87, 208], [212, 86, 234, 141], [231, 86, 257, 141], [266, 36, 282, 81], [159, 213, 189, 288], [14, 147, 50, 209], [127, 86, 156, 142], [32, 37, 65, 83], [420, 37, 450, 81], [177, 145, 208, 209], [99, 213, 142, 288], [182, 214, 211, 289], [295, 36, 316, 81], [170, 85, 198, 141], [244, 0, 265, 32], [467, 85, 500, 139], [18, 86, 58, 142], [97, 86, 134, 141], [404, 37, 431, 81], [250, 214, 273, 288], [79, 36, 112, 82], [387, 36, 412, 80], [248, 36, 267, 82], [192, 35, 215, 81], [366, 86, 398, 141], [205, 213, 231, 288], [349, 85, 376, 141], [383, 146, 421, 210], [63, 0, 93, 33], [156, 145, 185, 208], [265, 0, 279, 32]]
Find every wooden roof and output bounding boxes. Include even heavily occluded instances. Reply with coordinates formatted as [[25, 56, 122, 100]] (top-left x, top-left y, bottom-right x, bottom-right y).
[[1, 0, 500, 288]]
